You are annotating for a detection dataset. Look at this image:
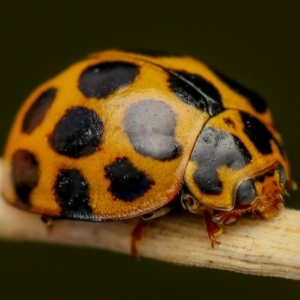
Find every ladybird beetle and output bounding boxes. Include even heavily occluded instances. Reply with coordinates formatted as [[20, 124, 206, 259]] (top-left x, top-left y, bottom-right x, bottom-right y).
[[2, 50, 295, 254]]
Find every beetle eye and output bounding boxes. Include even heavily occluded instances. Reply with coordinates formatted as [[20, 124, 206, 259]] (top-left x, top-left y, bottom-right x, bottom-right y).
[[277, 165, 286, 186], [236, 180, 256, 206]]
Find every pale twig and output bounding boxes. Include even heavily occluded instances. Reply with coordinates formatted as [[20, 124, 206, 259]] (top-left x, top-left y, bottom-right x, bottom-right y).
[[1, 160, 300, 280]]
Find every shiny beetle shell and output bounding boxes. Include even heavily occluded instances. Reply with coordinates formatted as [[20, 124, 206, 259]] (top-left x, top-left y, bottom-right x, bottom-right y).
[[2, 50, 293, 236]]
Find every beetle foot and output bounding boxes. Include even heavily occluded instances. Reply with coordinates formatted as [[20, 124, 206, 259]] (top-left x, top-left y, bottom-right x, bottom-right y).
[[131, 219, 151, 257]]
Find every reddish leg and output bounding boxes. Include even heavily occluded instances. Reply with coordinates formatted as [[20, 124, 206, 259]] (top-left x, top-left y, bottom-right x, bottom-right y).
[[204, 211, 222, 247], [212, 203, 257, 225], [131, 219, 151, 257]]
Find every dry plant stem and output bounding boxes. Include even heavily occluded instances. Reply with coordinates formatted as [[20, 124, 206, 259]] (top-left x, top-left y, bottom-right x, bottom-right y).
[[0, 161, 300, 280]]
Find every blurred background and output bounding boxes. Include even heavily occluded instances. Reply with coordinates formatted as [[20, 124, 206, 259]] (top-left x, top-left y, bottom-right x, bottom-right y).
[[1, 0, 300, 299]]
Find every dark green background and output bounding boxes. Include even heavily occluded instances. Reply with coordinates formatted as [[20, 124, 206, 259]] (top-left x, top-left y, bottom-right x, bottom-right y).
[[1, 1, 300, 299]]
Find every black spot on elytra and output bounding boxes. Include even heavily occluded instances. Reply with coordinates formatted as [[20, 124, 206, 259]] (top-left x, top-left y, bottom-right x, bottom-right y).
[[49, 106, 104, 158], [79, 61, 139, 99], [22, 88, 56, 134], [190, 127, 252, 194], [124, 99, 182, 161], [168, 70, 224, 116], [55, 169, 92, 219], [11, 149, 40, 204], [105, 157, 154, 201], [214, 71, 267, 113], [240, 112, 275, 155]]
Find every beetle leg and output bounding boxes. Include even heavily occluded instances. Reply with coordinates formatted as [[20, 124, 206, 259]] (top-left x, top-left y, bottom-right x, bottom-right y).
[[131, 202, 176, 257], [212, 202, 258, 225], [181, 192, 223, 246], [204, 211, 223, 247], [131, 219, 151, 257]]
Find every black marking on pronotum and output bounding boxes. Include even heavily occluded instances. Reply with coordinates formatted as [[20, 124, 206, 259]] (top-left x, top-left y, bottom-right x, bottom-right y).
[[190, 127, 252, 195], [240, 112, 278, 155], [214, 70, 267, 113], [54, 168, 93, 219], [11, 149, 40, 204], [78, 61, 140, 99], [22, 88, 57, 134], [168, 70, 224, 117], [105, 157, 154, 201], [49, 106, 104, 158], [124, 99, 182, 161], [223, 117, 236, 129]]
